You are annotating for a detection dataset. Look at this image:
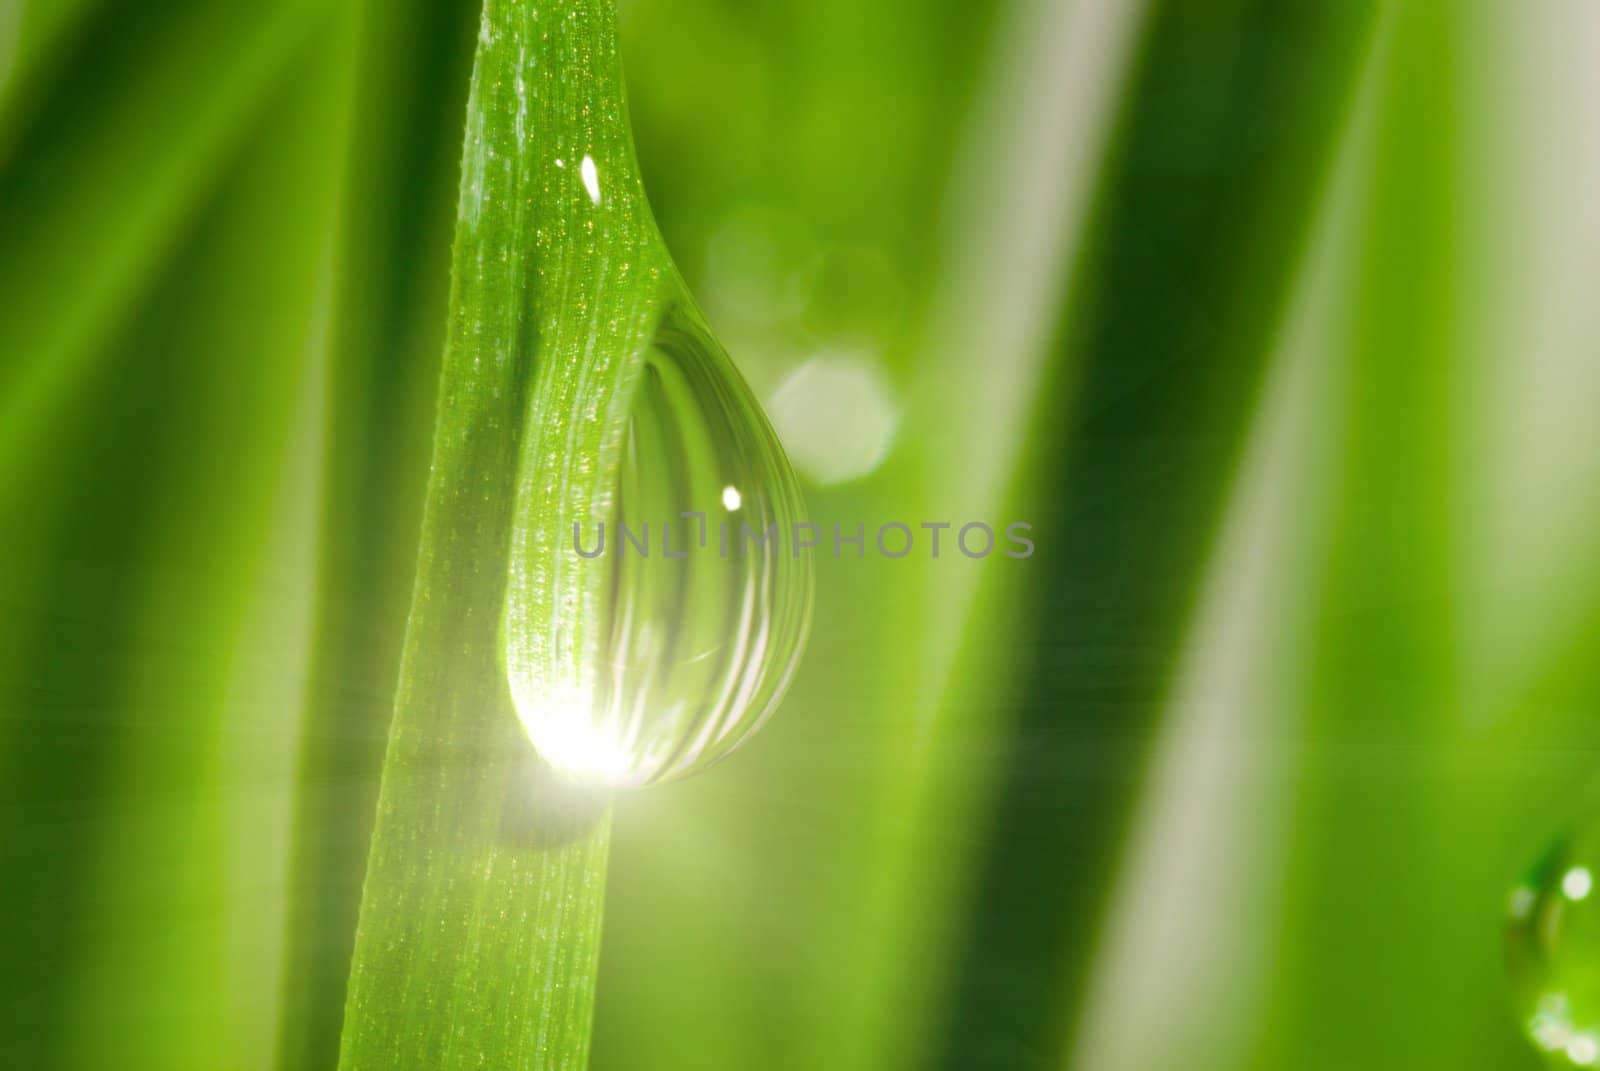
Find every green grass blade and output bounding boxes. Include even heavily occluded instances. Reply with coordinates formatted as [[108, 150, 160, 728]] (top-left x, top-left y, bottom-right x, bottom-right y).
[[337, 1, 685, 1066], [0, 0, 100, 146], [1255, 8, 1508, 1066], [926, 2, 1378, 1065], [0, 0, 322, 499], [815, 3, 1148, 1066], [0, 27, 360, 1065], [273, 4, 477, 1068], [1067, 64, 1377, 1063]]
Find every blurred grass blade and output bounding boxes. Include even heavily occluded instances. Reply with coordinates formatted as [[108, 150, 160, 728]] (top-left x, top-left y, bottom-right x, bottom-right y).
[[928, 3, 1378, 1065], [833, 0, 1150, 1065], [1459, 6, 1600, 728], [0, 0, 321, 498], [911, 0, 1149, 674], [272, 1, 477, 1068], [1069, 52, 1379, 1063], [337, 0, 688, 1065], [0, 0, 99, 148], [0, 20, 361, 1067], [1255, 7, 1492, 1067]]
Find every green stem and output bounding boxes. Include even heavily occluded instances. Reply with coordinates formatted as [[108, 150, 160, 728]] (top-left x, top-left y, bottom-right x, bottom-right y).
[[338, 0, 665, 1066]]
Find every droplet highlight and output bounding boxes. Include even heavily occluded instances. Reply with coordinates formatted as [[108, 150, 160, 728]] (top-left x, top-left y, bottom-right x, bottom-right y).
[[1508, 828, 1600, 1065], [580, 154, 601, 204], [505, 296, 813, 787]]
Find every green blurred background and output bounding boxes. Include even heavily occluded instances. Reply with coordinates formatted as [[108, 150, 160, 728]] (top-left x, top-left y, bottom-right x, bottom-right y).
[[4, 0, 1600, 1068]]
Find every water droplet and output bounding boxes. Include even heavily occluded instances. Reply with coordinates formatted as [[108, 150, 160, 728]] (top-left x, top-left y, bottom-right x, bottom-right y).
[[1508, 828, 1600, 1065], [506, 298, 813, 787]]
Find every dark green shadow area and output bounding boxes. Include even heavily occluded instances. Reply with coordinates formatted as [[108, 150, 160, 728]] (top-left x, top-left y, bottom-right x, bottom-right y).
[[931, 2, 1378, 1066]]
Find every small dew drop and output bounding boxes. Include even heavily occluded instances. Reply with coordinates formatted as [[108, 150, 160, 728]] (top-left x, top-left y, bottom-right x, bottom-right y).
[[1509, 829, 1600, 1066], [580, 154, 601, 204], [555, 158, 565, 168], [721, 485, 742, 511]]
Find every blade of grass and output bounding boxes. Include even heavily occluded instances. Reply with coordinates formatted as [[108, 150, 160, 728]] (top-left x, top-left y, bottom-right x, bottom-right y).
[[0, 0, 323, 501], [0, 23, 360, 1065], [1069, 59, 1375, 1062], [1256, 8, 1536, 1067], [812, 2, 1149, 1066], [926, 2, 1378, 1065], [63, 50, 373, 1071], [337, 1, 685, 1066], [1458, 5, 1600, 731], [273, 1, 478, 1067], [0, 0, 99, 151]]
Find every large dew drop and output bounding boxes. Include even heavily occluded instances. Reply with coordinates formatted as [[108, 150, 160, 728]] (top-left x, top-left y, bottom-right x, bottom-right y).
[[1507, 827, 1600, 1066], [504, 291, 814, 788]]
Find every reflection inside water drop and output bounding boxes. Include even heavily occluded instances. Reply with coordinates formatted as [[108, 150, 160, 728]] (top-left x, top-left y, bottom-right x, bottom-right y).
[[1508, 828, 1600, 1066], [506, 299, 813, 787]]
